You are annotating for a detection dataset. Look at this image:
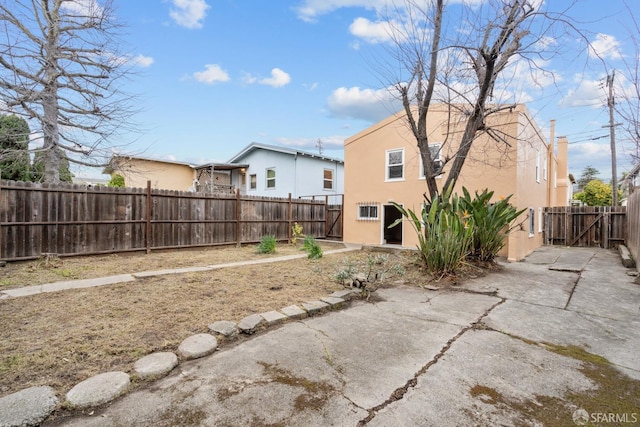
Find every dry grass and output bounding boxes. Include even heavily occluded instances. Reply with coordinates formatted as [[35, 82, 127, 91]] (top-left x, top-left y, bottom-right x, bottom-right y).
[[0, 241, 438, 400]]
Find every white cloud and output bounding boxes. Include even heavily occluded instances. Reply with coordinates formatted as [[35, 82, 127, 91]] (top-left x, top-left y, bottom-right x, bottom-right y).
[[326, 86, 400, 122], [273, 136, 345, 151], [242, 72, 258, 85], [61, 0, 102, 16], [560, 78, 606, 108], [349, 17, 395, 44], [295, 0, 387, 22], [259, 68, 291, 88], [193, 64, 230, 84], [132, 54, 154, 68], [170, 0, 210, 29], [588, 33, 623, 60]]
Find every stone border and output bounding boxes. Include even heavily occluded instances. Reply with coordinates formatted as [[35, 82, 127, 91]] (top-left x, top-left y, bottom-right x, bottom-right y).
[[0, 287, 362, 427]]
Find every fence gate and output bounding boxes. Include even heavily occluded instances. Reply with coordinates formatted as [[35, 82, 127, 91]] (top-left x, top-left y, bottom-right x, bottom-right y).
[[543, 206, 627, 249]]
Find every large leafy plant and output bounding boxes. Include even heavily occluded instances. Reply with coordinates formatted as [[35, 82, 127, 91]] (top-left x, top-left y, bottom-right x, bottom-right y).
[[391, 184, 473, 275], [460, 188, 525, 262]]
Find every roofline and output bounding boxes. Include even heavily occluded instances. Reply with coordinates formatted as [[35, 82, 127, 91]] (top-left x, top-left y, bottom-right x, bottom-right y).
[[109, 154, 196, 168], [227, 142, 344, 164]]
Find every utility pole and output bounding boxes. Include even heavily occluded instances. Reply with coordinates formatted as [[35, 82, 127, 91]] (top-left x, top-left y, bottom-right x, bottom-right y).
[[604, 71, 619, 206]]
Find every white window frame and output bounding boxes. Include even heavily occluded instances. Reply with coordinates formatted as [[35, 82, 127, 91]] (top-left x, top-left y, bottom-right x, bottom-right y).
[[386, 148, 404, 181], [249, 174, 257, 190], [358, 204, 379, 220], [266, 168, 276, 189], [542, 149, 548, 181], [419, 143, 444, 179], [535, 149, 541, 183], [538, 207, 543, 233], [323, 168, 334, 190]]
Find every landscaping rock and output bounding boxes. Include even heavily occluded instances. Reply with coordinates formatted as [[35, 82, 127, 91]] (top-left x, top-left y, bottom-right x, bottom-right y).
[[0, 386, 57, 427], [260, 310, 287, 325], [178, 334, 218, 360], [280, 305, 307, 319], [320, 296, 346, 308], [208, 320, 239, 337], [301, 300, 329, 315], [238, 314, 265, 334], [133, 352, 178, 379], [330, 289, 357, 300], [619, 244, 636, 268], [65, 371, 130, 409]]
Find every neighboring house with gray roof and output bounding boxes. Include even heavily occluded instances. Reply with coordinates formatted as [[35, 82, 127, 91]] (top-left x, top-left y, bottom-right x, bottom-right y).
[[227, 143, 344, 199]]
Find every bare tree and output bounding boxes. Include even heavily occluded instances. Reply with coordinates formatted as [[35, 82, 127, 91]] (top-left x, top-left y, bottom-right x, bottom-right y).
[[0, 0, 138, 183], [614, 3, 640, 165], [378, 0, 570, 200]]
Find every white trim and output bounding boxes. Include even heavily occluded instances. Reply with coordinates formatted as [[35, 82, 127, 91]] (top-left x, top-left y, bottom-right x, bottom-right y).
[[385, 148, 405, 181], [535, 149, 541, 183], [265, 167, 276, 190]]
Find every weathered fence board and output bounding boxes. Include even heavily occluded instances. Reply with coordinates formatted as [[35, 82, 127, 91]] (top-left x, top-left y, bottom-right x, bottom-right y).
[[0, 181, 343, 261], [543, 206, 626, 248], [627, 188, 640, 269]]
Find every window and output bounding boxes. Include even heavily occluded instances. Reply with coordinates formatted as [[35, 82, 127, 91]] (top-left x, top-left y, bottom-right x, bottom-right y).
[[542, 150, 548, 181], [529, 207, 535, 237], [419, 143, 443, 179], [358, 204, 378, 220], [535, 149, 541, 183], [323, 169, 334, 190], [386, 149, 404, 180], [266, 168, 276, 189], [249, 174, 257, 190]]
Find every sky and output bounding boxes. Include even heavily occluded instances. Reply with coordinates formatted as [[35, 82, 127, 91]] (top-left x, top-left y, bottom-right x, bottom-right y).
[[70, 0, 639, 184]]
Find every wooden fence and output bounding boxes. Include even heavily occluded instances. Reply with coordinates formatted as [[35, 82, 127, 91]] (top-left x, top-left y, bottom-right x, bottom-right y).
[[543, 206, 627, 249], [626, 188, 640, 269], [0, 180, 343, 261]]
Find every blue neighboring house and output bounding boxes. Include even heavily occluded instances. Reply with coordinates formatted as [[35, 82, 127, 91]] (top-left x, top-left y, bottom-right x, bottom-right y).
[[227, 143, 344, 199]]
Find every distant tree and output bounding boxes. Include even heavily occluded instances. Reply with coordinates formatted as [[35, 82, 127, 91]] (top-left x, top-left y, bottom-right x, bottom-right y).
[[0, 0, 138, 183], [32, 149, 73, 183], [0, 115, 31, 181], [573, 179, 621, 206], [576, 166, 600, 190], [108, 174, 125, 187]]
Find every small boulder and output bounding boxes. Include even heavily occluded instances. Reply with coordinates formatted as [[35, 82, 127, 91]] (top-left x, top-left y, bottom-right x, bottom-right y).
[[66, 371, 130, 409], [0, 386, 58, 427], [208, 320, 239, 337], [178, 334, 218, 360], [133, 352, 178, 379], [238, 314, 265, 334]]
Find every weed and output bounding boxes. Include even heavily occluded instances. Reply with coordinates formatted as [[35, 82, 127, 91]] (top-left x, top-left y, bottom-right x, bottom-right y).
[[257, 235, 277, 254], [291, 223, 304, 245], [303, 236, 323, 259]]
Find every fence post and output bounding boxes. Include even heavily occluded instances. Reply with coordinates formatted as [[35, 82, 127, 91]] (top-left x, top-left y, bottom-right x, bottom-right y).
[[603, 207, 610, 249], [236, 189, 241, 247], [146, 181, 151, 254], [325, 195, 329, 238], [287, 193, 292, 242]]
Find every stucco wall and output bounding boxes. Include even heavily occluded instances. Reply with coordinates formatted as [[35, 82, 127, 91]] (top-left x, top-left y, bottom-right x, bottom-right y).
[[344, 105, 551, 261], [116, 159, 195, 191]]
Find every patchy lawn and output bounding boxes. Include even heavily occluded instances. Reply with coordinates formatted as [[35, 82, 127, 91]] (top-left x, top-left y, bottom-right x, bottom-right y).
[[0, 241, 449, 401]]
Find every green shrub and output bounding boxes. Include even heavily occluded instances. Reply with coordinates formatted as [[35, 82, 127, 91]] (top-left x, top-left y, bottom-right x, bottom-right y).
[[108, 174, 125, 187], [460, 188, 525, 262], [303, 236, 323, 259], [257, 235, 277, 254], [391, 184, 473, 275]]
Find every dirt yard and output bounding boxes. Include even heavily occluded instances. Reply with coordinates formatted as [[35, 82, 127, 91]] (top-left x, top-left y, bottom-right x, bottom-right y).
[[0, 241, 474, 401]]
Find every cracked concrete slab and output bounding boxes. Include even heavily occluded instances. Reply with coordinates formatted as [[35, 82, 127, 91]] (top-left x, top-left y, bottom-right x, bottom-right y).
[[367, 330, 596, 427], [44, 246, 640, 426]]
